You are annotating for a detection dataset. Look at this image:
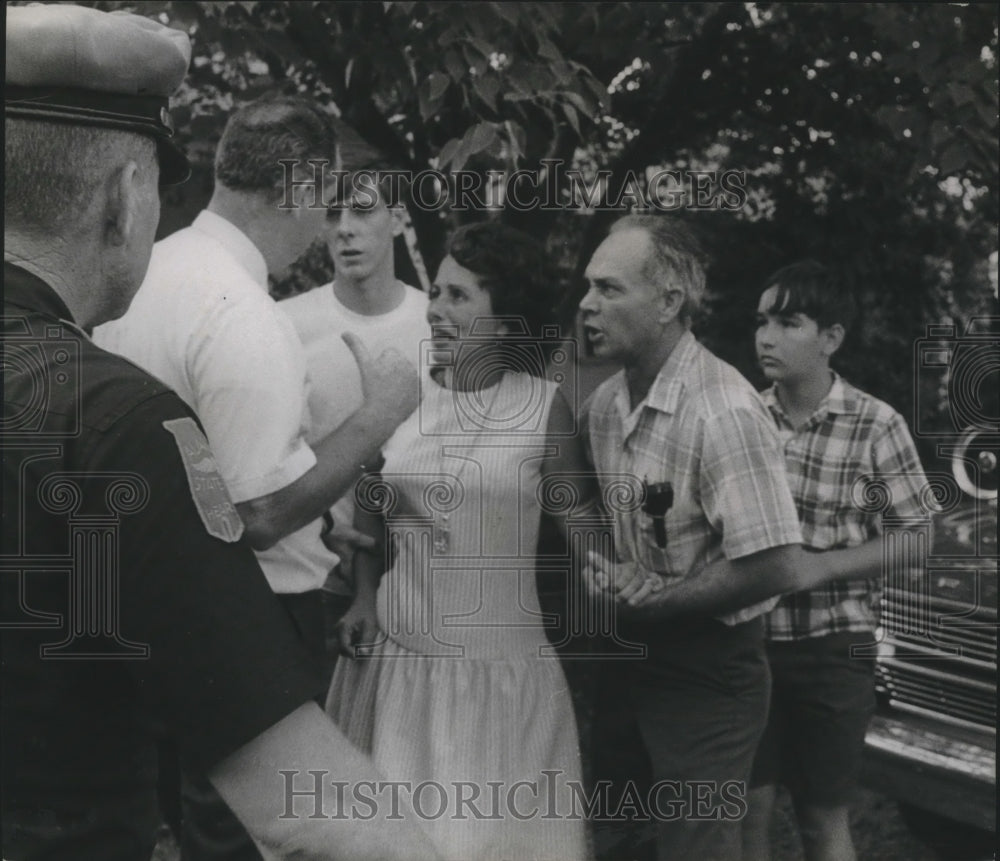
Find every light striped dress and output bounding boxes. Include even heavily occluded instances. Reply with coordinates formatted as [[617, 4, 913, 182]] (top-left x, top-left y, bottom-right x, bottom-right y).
[[327, 371, 587, 861]]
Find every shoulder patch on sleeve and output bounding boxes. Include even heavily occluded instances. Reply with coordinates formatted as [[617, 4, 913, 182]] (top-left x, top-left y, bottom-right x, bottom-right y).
[[162, 417, 245, 543]]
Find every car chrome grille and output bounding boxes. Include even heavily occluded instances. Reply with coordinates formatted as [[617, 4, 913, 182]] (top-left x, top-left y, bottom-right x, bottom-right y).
[[876, 549, 997, 732]]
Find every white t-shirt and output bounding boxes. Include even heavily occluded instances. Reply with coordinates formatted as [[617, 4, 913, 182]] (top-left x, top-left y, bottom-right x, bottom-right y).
[[94, 210, 334, 594], [279, 281, 430, 593]]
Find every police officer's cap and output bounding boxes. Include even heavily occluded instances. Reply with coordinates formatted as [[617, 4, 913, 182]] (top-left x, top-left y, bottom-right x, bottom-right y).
[[5, 3, 192, 184]]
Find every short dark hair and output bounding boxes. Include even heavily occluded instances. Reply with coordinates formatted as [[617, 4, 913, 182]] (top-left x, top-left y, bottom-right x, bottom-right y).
[[214, 95, 336, 201], [761, 259, 855, 330], [610, 214, 708, 325], [446, 222, 561, 361]]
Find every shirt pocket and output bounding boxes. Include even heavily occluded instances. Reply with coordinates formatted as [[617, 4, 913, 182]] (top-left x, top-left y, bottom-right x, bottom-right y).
[[635, 505, 703, 577]]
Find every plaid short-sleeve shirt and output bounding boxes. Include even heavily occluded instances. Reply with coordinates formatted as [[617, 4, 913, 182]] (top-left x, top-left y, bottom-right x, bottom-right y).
[[584, 331, 803, 626], [761, 374, 929, 640]]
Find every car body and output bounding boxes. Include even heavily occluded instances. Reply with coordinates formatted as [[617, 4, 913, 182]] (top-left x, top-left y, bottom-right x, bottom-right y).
[[862, 432, 997, 843]]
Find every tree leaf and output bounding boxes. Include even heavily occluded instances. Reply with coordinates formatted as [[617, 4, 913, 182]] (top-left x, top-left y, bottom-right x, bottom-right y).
[[564, 89, 593, 118], [462, 43, 489, 77], [509, 62, 555, 95], [492, 2, 520, 27], [444, 49, 467, 82], [537, 37, 562, 63], [581, 72, 608, 107], [468, 37, 494, 59], [504, 119, 527, 161], [449, 122, 498, 172], [464, 121, 498, 155], [472, 74, 499, 111], [419, 77, 445, 121], [428, 71, 450, 101], [562, 102, 580, 135], [437, 136, 462, 169]]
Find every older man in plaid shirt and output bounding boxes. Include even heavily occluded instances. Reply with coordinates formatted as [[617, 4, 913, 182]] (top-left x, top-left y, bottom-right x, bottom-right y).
[[579, 215, 811, 861], [743, 261, 929, 861]]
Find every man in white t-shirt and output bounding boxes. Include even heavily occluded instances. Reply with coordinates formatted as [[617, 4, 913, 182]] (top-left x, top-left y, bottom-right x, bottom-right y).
[[94, 97, 420, 861], [280, 171, 430, 649]]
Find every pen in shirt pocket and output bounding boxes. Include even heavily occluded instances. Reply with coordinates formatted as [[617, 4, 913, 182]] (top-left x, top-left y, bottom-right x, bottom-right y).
[[641, 478, 673, 548]]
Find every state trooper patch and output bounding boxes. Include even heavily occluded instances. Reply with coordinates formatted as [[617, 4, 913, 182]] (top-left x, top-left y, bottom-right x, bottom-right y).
[[163, 417, 245, 542]]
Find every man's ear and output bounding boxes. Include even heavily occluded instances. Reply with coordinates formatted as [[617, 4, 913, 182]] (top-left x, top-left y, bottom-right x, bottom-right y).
[[104, 161, 140, 248], [821, 323, 845, 358], [658, 286, 685, 324]]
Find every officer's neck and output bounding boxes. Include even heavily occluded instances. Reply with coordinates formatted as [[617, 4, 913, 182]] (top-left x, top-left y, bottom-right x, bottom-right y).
[[4, 232, 99, 326]]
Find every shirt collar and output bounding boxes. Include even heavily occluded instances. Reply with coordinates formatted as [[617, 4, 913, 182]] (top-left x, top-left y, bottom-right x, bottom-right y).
[[609, 329, 699, 437], [3, 261, 76, 323], [763, 371, 858, 425], [824, 373, 857, 415], [644, 329, 700, 415], [191, 210, 269, 289]]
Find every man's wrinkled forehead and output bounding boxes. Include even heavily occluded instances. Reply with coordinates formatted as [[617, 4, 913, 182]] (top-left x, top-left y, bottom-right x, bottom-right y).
[[586, 227, 653, 283]]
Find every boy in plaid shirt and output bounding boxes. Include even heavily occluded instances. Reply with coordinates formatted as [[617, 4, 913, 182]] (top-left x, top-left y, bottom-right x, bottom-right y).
[[742, 261, 928, 861]]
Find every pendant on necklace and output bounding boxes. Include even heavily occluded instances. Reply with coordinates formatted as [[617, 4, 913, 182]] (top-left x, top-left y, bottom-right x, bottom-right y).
[[434, 513, 451, 554]]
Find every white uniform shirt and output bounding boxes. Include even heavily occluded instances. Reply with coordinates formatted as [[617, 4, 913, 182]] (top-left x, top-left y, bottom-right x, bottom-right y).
[[94, 210, 334, 594], [280, 281, 430, 593]]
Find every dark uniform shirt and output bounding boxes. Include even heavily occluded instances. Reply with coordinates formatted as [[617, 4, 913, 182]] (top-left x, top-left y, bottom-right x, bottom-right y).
[[1, 263, 325, 860]]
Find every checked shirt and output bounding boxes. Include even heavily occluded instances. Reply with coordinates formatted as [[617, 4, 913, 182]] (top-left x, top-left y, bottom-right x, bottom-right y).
[[584, 330, 803, 626], [761, 374, 929, 640]]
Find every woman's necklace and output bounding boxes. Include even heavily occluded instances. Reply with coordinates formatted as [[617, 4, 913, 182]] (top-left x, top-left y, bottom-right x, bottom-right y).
[[433, 373, 505, 555]]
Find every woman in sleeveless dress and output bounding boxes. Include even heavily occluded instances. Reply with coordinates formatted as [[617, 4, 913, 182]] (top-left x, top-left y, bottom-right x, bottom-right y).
[[326, 223, 595, 861]]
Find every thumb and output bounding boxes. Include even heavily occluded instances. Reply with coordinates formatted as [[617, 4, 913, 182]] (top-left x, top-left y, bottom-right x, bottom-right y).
[[343, 526, 376, 550], [361, 616, 379, 646], [341, 331, 371, 368], [337, 621, 352, 655]]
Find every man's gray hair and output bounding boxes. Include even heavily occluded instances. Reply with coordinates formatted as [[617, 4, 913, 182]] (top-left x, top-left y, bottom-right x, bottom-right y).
[[5, 118, 156, 235], [611, 214, 708, 324]]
